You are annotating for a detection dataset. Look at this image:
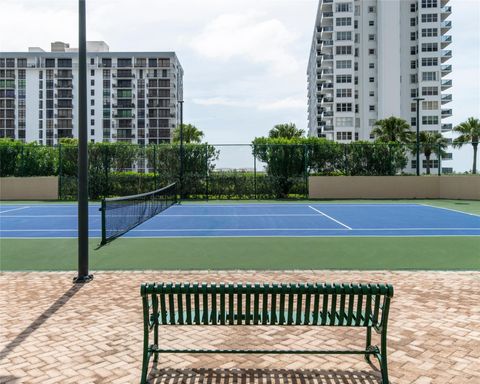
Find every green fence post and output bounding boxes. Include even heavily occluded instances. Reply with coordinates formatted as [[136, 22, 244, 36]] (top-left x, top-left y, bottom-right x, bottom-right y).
[[304, 144, 308, 199], [253, 144, 257, 200], [58, 144, 62, 200], [438, 143, 441, 176], [205, 143, 209, 201], [344, 144, 349, 175], [153, 144, 157, 190]]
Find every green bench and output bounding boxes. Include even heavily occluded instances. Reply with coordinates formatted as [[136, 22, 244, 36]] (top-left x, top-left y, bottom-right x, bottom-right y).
[[140, 282, 394, 384]]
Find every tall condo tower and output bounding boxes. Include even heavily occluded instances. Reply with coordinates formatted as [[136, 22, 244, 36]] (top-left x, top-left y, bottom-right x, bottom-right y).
[[307, 0, 452, 172]]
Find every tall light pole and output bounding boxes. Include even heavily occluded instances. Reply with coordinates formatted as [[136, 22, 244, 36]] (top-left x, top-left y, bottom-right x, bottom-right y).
[[74, 0, 92, 283], [413, 96, 425, 176]]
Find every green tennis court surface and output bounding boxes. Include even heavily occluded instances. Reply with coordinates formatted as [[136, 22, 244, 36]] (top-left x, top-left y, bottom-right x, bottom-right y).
[[1, 199, 479, 271]]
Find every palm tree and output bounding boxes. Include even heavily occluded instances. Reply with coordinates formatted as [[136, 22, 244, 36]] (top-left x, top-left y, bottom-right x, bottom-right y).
[[453, 117, 480, 174], [172, 124, 204, 144], [371, 116, 414, 143], [417, 131, 448, 175], [269, 123, 305, 139]]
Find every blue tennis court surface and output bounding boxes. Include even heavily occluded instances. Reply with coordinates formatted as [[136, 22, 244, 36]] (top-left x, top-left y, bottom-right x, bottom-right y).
[[0, 203, 478, 238]]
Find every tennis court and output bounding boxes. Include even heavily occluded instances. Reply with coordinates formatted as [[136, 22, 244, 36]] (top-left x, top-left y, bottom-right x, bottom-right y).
[[1, 202, 479, 239]]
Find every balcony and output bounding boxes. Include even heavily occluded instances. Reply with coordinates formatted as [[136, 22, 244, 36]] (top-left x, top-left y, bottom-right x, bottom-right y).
[[322, 97, 334, 103], [320, 26, 334, 38], [441, 64, 452, 74], [441, 21, 452, 32], [441, 6, 452, 20], [322, 39, 334, 47], [441, 35, 452, 47], [322, 12, 333, 18], [441, 50, 452, 62], [323, 125, 334, 132], [442, 123, 452, 131], [441, 109, 452, 118], [441, 79, 452, 89], [441, 94, 452, 104], [323, 111, 334, 117]]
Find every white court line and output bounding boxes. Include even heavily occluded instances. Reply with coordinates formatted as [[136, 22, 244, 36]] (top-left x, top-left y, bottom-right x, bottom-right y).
[[0, 206, 30, 214], [0, 214, 320, 218], [308, 206, 352, 230], [4, 227, 478, 233], [176, 203, 423, 208], [419, 203, 480, 218]]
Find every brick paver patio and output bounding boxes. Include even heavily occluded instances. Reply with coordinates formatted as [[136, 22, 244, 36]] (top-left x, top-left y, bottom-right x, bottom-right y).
[[1, 271, 479, 383]]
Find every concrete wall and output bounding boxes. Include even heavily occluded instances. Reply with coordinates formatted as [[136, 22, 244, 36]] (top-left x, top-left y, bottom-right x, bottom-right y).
[[0, 177, 58, 200], [309, 176, 480, 200]]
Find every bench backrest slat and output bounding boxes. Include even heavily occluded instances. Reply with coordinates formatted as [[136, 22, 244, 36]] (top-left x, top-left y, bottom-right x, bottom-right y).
[[141, 283, 393, 328]]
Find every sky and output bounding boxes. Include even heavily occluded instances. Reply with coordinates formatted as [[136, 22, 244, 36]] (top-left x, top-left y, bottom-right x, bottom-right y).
[[0, 0, 479, 167]]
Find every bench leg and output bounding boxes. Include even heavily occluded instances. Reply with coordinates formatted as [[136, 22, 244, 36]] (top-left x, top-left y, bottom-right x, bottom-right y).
[[153, 324, 159, 363], [140, 350, 150, 384], [365, 326, 373, 364], [379, 329, 389, 384]]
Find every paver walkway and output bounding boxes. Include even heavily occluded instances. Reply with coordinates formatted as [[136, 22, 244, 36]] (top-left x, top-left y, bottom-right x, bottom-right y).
[[1, 271, 479, 383]]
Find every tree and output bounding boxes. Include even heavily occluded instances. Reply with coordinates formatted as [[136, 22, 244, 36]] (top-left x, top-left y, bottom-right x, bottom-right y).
[[172, 124, 204, 144], [453, 117, 480, 174], [268, 123, 305, 139], [371, 116, 414, 144], [417, 131, 448, 175]]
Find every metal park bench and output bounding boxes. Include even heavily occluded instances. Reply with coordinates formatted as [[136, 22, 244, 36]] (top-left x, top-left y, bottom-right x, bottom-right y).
[[140, 282, 394, 384]]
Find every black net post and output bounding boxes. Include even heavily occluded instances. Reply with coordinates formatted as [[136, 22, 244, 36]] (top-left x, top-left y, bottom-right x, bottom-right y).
[[100, 199, 107, 245]]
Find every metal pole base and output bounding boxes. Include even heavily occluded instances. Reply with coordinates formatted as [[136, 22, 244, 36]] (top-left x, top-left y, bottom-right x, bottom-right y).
[[73, 274, 94, 284]]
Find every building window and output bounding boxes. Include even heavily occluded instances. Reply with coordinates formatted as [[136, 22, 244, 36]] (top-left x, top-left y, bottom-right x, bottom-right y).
[[45, 58, 55, 68], [336, 60, 352, 69], [90, 69, 95, 76], [368, 6, 376, 13], [369, 91, 375, 97], [336, 75, 352, 83], [336, 46, 352, 55], [336, 88, 352, 98], [90, 79, 95, 86], [91, 89, 95, 96], [411, 117, 416, 126], [57, 59, 72, 68], [410, 32, 417, 41], [422, 43, 438, 52], [422, 101, 439, 110], [410, 46, 417, 55], [336, 103, 352, 112], [354, 62, 358, 71], [368, 34, 375, 41], [422, 28, 438, 37], [411, 60, 417, 69], [421, 0, 438, 8], [411, 103, 417, 112], [411, 3, 417, 12], [354, 20, 358, 29], [422, 86, 439, 96], [90, 58, 95, 65], [369, 63, 375, 69], [422, 57, 438, 67], [422, 116, 439, 125], [336, 117, 354, 127], [421, 14, 438, 23], [336, 3, 351, 12], [336, 31, 352, 41], [91, 109, 95, 116], [442, 153, 453, 160], [91, 120, 95, 126], [422, 71, 437, 81], [369, 20, 374, 26], [411, 89, 418, 98], [410, 74, 418, 84], [369, 77, 375, 83], [336, 131, 353, 140], [369, 49, 375, 55], [336, 17, 352, 26], [369, 105, 375, 111], [410, 18, 416, 27]]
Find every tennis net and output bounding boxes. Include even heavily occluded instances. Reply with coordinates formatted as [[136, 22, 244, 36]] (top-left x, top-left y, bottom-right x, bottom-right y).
[[100, 183, 177, 244]]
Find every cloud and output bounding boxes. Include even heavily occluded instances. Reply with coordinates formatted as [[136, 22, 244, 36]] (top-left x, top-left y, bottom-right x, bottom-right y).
[[189, 12, 300, 75], [258, 97, 306, 111], [192, 97, 252, 107]]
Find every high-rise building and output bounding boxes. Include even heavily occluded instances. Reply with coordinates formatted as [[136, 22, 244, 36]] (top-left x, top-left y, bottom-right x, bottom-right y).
[[308, 0, 452, 172], [0, 41, 183, 145]]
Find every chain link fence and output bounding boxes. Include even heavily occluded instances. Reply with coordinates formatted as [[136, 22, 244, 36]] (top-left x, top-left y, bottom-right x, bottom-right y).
[[0, 141, 477, 200]]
